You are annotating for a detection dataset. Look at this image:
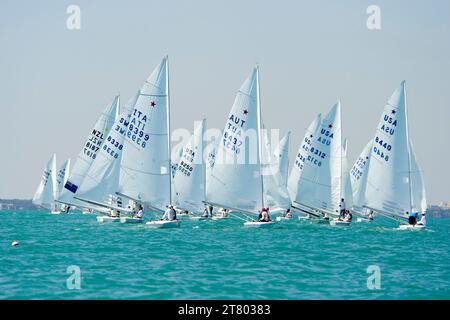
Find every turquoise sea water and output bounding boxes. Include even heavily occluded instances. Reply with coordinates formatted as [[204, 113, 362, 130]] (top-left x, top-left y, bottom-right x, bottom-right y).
[[1, 210, 449, 299]]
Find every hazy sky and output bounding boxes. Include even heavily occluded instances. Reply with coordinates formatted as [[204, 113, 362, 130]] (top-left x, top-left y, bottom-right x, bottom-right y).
[[1, 0, 449, 203]]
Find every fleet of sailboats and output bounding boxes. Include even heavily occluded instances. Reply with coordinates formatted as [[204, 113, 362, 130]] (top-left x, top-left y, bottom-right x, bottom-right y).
[[32, 58, 428, 230]]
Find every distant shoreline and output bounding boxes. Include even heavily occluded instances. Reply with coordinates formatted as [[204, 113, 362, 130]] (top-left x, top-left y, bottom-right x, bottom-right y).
[[1, 198, 450, 218]]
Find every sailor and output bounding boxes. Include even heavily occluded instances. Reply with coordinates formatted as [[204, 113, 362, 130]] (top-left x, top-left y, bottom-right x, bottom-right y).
[[162, 205, 177, 221], [258, 208, 271, 222], [285, 208, 292, 219], [416, 213, 427, 227], [367, 209, 374, 220], [323, 212, 330, 221], [339, 198, 346, 219], [343, 210, 353, 222], [136, 205, 144, 219], [208, 205, 214, 216], [408, 211, 418, 225], [202, 208, 209, 218]]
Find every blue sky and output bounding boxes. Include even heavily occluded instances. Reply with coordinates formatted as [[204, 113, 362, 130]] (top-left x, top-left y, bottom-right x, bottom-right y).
[[1, 0, 449, 202]]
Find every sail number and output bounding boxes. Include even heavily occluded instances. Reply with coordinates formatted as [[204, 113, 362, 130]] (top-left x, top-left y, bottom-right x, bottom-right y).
[[223, 131, 242, 155], [103, 135, 123, 159]]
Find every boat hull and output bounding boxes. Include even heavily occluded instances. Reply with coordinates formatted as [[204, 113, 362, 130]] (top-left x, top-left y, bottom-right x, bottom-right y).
[[243, 221, 275, 228], [397, 224, 425, 230], [97, 216, 120, 223], [276, 216, 293, 222], [120, 217, 143, 224], [329, 219, 351, 226], [145, 220, 181, 229]]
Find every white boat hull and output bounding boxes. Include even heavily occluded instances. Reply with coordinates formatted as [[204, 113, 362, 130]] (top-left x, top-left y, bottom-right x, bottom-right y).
[[145, 220, 181, 229], [276, 216, 292, 222], [397, 224, 425, 230], [329, 219, 351, 226], [212, 215, 229, 220], [50, 211, 61, 215], [97, 216, 120, 223], [243, 221, 275, 228], [190, 216, 210, 221], [120, 217, 143, 224]]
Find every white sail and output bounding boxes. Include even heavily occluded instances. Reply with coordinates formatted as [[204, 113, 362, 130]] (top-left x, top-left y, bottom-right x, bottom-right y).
[[32, 154, 57, 209], [287, 114, 321, 202], [262, 128, 291, 211], [273, 131, 291, 187], [350, 140, 372, 212], [59, 95, 120, 205], [118, 57, 170, 210], [206, 67, 264, 213], [341, 138, 353, 210], [289, 103, 342, 215], [56, 158, 71, 197], [76, 93, 138, 204], [205, 130, 221, 191], [173, 119, 206, 213], [364, 81, 413, 219], [409, 141, 427, 214]]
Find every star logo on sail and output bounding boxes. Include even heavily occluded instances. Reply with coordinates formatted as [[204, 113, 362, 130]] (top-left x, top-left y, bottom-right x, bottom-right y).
[[150, 101, 156, 108], [243, 109, 248, 115], [328, 124, 333, 129], [391, 109, 396, 114]]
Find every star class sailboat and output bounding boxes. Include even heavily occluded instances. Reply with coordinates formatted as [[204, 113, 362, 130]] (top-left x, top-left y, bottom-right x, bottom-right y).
[[33, 154, 58, 213], [57, 95, 121, 215], [287, 102, 351, 226], [173, 119, 208, 220], [54, 158, 71, 213], [205, 66, 274, 228], [362, 81, 427, 230]]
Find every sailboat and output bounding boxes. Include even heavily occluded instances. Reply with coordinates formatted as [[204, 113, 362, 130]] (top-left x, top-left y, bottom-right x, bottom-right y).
[[54, 158, 71, 213], [274, 131, 291, 188], [58, 95, 120, 214], [362, 81, 427, 229], [287, 102, 350, 226], [32, 154, 58, 213], [74, 92, 139, 222], [350, 140, 374, 222], [262, 128, 291, 217], [173, 119, 207, 219], [206, 66, 273, 228]]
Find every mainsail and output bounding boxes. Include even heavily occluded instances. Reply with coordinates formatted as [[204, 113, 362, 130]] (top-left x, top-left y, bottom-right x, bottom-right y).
[[341, 138, 353, 210], [350, 140, 372, 213], [364, 81, 414, 219], [117, 57, 171, 210], [76, 93, 138, 204], [32, 154, 57, 209], [287, 114, 321, 202], [288, 103, 342, 215], [206, 67, 264, 214], [59, 95, 120, 205], [409, 141, 427, 214], [56, 158, 71, 198], [273, 131, 291, 187], [262, 128, 291, 211], [173, 119, 206, 213]]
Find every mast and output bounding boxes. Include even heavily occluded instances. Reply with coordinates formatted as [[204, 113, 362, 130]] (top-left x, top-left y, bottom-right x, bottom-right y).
[[339, 101, 343, 204], [166, 56, 172, 205], [403, 81, 414, 213], [256, 65, 265, 209]]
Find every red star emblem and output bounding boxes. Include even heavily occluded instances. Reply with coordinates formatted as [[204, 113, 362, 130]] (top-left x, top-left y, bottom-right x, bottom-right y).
[[151, 101, 156, 107]]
